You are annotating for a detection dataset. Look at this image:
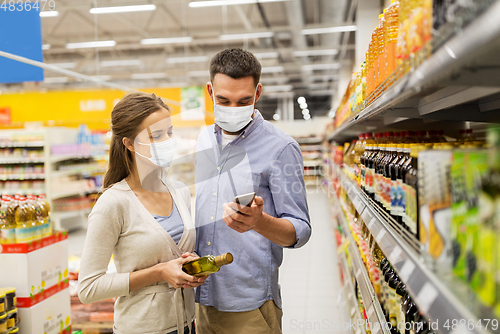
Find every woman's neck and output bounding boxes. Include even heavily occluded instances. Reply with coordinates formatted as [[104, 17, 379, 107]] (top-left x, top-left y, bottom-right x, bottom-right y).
[[127, 158, 165, 193]]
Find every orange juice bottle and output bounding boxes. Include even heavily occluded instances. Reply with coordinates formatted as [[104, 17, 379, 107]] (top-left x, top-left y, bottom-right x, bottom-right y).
[[396, 0, 410, 67], [378, 12, 387, 86], [373, 16, 383, 88], [367, 44, 374, 96], [361, 61, 367, 102], [371, 24, 380, 90], [385, 0, 399, 76], [407, 0, 423, 56]]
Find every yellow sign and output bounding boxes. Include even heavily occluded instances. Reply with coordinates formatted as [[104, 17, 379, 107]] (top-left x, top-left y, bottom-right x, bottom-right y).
[[0, 87, 214, 130]]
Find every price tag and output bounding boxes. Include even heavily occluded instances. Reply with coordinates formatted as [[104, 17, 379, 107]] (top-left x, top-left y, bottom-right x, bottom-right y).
[[389, 246, 402, 264], [376, 230, 386, 244], [368, 217, 376, 230], [399, 261, 415, 281], [416, 282, 438, 314]]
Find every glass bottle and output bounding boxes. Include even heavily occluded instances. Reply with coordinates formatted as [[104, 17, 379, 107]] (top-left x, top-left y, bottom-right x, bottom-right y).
[[182, 253, 233, 276]]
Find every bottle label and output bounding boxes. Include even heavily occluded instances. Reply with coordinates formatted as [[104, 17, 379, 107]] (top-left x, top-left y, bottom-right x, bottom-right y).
[[384, 176, 392, 210], [16, 226, 32, 243], [366, 168, 375, 194], [406, 185, 417, 235], [0, 227, 16, 244], [390, 179, 404, 216], [361, 165, 366, 189], [375, 173, 382, 202]]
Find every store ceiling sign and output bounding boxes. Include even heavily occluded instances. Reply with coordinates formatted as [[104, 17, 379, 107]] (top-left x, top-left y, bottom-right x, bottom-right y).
[[0, 9, 44, 84], [0, 108, 11, 125]]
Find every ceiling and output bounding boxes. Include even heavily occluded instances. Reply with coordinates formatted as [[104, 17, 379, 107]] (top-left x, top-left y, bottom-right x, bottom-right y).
[[2, 0, 358, 120]]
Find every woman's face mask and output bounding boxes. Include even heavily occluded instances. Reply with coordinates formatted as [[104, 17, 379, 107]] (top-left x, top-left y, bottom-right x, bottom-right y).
[[135, 136, 177, 168], [210, 82, 260, 133], [134, 115, 177, 168]]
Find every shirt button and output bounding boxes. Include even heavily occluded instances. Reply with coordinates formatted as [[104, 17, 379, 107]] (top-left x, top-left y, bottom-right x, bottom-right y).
[[207, 241, 211, 246], [242, 135, 245, 139], [210, 216, 214, 220], [217, 167, 220, 171], [213, 192, 217, 196]]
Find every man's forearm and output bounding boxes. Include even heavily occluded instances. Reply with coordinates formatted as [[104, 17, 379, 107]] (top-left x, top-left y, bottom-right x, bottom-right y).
[[253, 212, 297, 247]]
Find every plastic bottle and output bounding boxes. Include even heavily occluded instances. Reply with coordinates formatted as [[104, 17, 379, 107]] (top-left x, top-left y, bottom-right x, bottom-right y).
[[378, 12, 387, 86], [374, 14, 385, 88], [26, 195, 41, 241], [0, 199, 16, 244], [38, 194, 53, 237], [385, 0, 399, 77], [15, 197, 32, 244], [396, 0, 410, 67], [371, 22, 380, 91]]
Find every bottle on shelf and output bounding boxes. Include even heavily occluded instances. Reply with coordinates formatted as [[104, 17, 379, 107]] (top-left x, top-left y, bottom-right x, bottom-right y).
[[385, 0, 400, 77], [0, 199, 16, 244], [404, 145, 420, 239], [182, 253, 233, 276], [377, 12, 387, 87], [396, 0, 410, 68], [26, 195, 41, 241], [14, 197, 32, 244], [38, 194, 53, 236]]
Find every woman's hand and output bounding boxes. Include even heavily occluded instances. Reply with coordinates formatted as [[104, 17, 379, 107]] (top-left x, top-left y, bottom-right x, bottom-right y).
[[156, 253, 208, 289]]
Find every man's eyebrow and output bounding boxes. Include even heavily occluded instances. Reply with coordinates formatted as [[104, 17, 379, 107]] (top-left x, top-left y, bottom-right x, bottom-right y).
[[238, 96, 253, 102], [215, 94, 229, 100]]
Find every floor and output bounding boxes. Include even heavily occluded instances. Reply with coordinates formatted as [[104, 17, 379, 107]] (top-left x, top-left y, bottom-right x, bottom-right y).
[[68, 186, 350, 334]]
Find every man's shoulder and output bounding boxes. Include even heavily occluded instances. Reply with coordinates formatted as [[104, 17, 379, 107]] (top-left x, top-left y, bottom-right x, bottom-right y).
[[259, 119, 298, 149]]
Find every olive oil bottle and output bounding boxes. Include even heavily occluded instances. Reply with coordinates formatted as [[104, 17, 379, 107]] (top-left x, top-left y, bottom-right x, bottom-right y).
[[183, 253, 233, 277]]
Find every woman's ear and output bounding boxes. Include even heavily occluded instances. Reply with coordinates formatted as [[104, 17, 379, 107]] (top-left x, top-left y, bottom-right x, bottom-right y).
[[123, 137, 135, 153]]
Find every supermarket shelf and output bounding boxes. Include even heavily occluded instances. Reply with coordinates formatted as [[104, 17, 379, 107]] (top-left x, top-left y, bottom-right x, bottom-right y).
[[336, 167, 492, 334], [296, 137, 323, 145], [52, 168, 106, 178], [332, 193, 390, 334], [327, 0, 500, 142], [0, 158, 45, 164], [51, 154, 93, 163], [0, 141, 45, 148], [300, 145, 323, 152], [52, 208, 92, 220], [304, 170, 322, 176], [51, 187, 101, 200], [1, 189, 45, 195], [303, 160, 323, 167], [0, 173, 45, 180]]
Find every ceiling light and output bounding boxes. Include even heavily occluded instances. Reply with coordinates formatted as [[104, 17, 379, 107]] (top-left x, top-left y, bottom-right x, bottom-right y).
[[101, 59, 142, 67], [219, 32, 274, 41], [42, 44, 51, 50], [189, 0, 289, 8], [303, 114, 311, 120], [300, 103, 308, 109], [90, 4, 156, 14], [40, 11, 59, 17], [188, 70, 210, 77], [302, 63, 341, 71], [261, 66, 284, 73], [44, 77, 69, 83], [254, 52, 279, 59], [264, 85, 293, 92], [273, 114, 280, 121], [260, 77, 289, 84], [49, 62, 75, 69], [66, 40, 116, 49], [297, 96, 306, 104], [166, 56, 208, 64], [302, 109, 309, 115], [141, 37, 193, 45], [293, 49, 339, 57], [301, 25, 357, 35], [131, 73, 167, 80]]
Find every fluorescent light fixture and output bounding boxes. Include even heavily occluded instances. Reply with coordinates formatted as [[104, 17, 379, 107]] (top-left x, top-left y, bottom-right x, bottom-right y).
[[273, 114, 280, 121], [90, 75, 111, 81], [160, 82, 189, 88], [264, 85, 293, 92], [293, 49, 339, 57], [166, 56, 208, 64], [254, 52, 279, 59], [260, 77, 289, 84], [90, 4, 156, 14], [302, 63, 341, 71], [297, 96, 306, 104], [49, 62, 75, 69], [101, 59, 142, 67], [141, 37, 193, 45], [219, 32, 274, 41], [66, 40, 116, 49], [131, 73, 167, 80], [301, 25, 357, 35], [40, 11, 59, 17], [302, 109, 309, 115], [300, 103, 308, 109], [44, 77, 69, 83], [189, 0, 289, 8], [188, 70, 210, 77], [42, 44, 51, 50], [261, 66, 284, 73], [303, 113, 311, 120]]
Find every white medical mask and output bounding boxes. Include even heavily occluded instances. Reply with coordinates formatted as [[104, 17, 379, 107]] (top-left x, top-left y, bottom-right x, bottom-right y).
[[211, 83, 259, 133], [135, 137, 177, 168]]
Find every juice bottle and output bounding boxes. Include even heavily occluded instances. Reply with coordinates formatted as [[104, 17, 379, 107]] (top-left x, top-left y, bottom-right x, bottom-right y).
[[407, 0, 424, 57], [372, 22, 380, 90], [39, 194, 53, 236], [396, 0, 410, 67], [15, 197, 32, 244], [0, 199, 16, 244], [361, 61, 368, 102], [26, 195, 41, 241], [385, 0, 399, 77], [374, 15, 384, 88], [378, 12, 387, 86], [366, 46, 373, 96]]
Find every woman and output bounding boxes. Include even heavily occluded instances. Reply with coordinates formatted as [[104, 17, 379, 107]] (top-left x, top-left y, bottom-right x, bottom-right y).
[[78, 92, 206, 334]]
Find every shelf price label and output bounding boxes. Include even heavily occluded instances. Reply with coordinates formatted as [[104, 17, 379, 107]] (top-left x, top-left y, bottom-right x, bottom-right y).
[[416, 282, 438, 314]]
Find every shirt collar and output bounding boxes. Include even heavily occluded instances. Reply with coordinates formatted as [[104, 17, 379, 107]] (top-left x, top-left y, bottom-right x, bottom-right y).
[[213, 109, 264, 138]]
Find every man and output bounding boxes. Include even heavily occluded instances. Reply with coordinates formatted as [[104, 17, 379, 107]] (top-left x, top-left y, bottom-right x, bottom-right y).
[[194, 48, 311, 334]]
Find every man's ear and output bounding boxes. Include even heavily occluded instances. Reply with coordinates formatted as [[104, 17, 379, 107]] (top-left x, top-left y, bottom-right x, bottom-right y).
[[123, 137, 135, 153], [255, 83, 263, 103], [207, 82, 214, 101]]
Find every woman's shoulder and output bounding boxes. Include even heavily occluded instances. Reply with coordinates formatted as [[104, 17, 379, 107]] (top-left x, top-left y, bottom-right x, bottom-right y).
[[95, 180, 132, 205]]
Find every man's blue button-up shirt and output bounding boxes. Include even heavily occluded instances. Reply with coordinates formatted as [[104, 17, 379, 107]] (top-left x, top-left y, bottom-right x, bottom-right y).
[[194, 110, 312, 312]]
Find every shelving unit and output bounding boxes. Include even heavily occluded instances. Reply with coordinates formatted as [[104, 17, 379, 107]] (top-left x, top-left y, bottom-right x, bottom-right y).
[[327, 0, 500, 143], [332, 191, 391, 334], [296, 136, 324, 187]]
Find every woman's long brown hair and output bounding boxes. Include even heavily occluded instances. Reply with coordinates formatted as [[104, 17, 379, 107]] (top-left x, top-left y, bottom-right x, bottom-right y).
[[103, 92, 170, 189]]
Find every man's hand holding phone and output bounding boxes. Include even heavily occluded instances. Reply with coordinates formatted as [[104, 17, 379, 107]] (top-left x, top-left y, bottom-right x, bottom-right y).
[[222, 192, 264, 233]]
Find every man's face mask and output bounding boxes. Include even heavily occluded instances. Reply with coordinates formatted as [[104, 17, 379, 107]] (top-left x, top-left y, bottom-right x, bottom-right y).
[[210, 82, 260, 133]]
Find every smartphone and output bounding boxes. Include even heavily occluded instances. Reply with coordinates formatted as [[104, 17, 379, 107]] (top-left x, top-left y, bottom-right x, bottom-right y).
[[234, 192, 256, 207]]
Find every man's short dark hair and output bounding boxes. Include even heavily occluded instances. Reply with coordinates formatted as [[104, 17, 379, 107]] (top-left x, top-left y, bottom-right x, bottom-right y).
[[210, 48, 262, 87]]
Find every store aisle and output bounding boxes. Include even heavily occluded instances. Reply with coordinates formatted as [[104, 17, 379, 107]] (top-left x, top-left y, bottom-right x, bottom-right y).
[[279, 187, 350, 334]]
